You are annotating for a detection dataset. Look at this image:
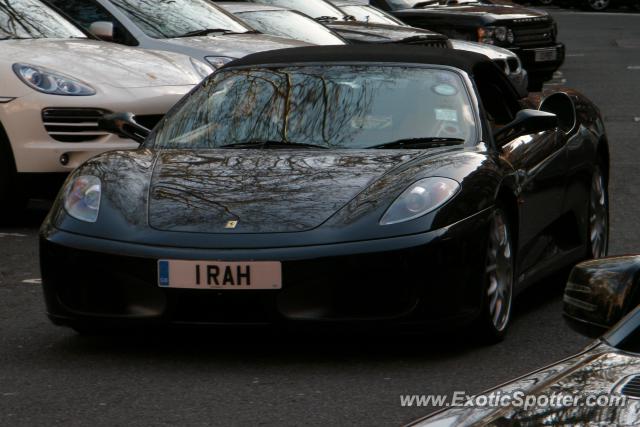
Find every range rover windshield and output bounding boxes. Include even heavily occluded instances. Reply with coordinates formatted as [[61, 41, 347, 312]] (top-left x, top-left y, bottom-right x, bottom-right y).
[[153, 65, 476, 150], [339, 5, 406, 26], [0, 0, 86, 39]]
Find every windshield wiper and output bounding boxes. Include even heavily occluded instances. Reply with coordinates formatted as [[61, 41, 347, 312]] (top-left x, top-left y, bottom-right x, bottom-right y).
[[315, 16, 340, 23], [176, 28, 237, 38], [368, 137, 465, 149], [220, 140, 329, 149]]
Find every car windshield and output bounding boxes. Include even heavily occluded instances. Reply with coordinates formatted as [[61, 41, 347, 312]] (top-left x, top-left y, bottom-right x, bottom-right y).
[[339, 5, 406, 25], [252, 0, 346, 20], [0, 0, 86, 39], [235, 10, 346, 45], [152, 65, 476, 150], [108, 0, 251, 39]]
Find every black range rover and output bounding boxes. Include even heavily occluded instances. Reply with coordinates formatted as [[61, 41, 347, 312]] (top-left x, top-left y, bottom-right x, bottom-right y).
[[367, 0, 565, 90]]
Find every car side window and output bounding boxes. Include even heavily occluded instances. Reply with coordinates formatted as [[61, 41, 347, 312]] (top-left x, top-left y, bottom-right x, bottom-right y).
[[46, 0, 138, 46], [475, 70, 520, 128]]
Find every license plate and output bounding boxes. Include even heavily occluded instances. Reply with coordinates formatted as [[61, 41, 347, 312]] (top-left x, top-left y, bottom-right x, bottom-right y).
[[158, 260, 282, 290], [534, 48, 558, 62]]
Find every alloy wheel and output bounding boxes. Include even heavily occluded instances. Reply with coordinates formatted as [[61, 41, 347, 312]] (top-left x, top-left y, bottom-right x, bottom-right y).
[[589, 166, 609, 259], [485, 209, 514, 333]]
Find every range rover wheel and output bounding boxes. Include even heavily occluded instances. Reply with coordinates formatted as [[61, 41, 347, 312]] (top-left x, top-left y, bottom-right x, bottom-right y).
[[478, 206, 515, 343]]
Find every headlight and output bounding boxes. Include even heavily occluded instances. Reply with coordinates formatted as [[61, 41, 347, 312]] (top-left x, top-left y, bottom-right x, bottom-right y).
[[380, 177, 460, 226], [190, 57, 214, 79], [64, 175, 101, 223], [204, 56, 236, 70], [478, 26, 513, 45], [13, 63, 96, 96]]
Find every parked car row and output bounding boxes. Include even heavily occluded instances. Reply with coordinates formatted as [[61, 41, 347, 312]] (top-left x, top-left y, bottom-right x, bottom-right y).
[[0, 0, 604, 337], [7, 0, 640, 423], [2, 0, 562, 216]]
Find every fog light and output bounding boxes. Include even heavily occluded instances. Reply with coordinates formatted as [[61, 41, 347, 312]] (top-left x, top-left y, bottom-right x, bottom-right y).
[[59, 153, 69, 165]]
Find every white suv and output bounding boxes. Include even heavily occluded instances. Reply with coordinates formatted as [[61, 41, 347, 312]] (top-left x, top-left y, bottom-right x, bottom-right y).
[[0, 0, 209, 215]]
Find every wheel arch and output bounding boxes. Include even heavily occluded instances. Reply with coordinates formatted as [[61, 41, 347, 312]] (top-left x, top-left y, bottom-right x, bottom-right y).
[[596, 135, 610, 185], [0, 119, 18, 174], [495, 184, 519, 250]]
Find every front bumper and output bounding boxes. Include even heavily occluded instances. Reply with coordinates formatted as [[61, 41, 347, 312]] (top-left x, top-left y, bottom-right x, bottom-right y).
[[40, 209, 492, 330], [0, 85, 192, 173], [510, 43, 565, 77]]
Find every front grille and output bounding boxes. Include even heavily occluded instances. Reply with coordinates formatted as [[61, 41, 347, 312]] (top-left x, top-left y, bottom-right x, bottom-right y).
[[512, 23, 555, 47], [42, 108, 111, 142], [42, 108, 164, 142], [620, 375, 640, 399]]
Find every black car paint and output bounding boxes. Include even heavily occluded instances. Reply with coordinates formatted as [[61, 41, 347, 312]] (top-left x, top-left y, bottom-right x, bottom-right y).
[[39, 56, 606, 329]]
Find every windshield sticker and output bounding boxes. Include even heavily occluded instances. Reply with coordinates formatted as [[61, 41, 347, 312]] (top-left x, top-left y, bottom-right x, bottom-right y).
[[435, 109, 459, 122], [432, 83, 459, 96]]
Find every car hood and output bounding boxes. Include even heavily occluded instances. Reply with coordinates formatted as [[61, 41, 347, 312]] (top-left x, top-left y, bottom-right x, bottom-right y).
[[327, 22, 445, 43], [450, 40, 514, 61], [413, 343, 640, 426], [148, 150, 422, 234], [163, 33, 310, 58], [1, 39, 203, 89], [395, 3, 550, 21]]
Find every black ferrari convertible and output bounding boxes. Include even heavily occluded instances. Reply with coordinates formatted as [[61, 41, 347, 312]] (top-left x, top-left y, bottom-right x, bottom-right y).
[[40, 45, 609, 341]]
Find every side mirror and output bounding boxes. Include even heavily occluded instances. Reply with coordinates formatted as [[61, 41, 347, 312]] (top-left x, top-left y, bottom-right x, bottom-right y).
[[89, 21, 114, 41], [563, 256, 640, 338], [539, 92, 576, 134], [494, 109, 558, 147], [97, 112, 150, 144]]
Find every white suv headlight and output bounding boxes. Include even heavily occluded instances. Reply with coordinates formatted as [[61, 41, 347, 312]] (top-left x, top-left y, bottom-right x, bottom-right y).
[[64, 175, 102, 223], [13, 63, 96, 96], [380, 177, 460, 226]]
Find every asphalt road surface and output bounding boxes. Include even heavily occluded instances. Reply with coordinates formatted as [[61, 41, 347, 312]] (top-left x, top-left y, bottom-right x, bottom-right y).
[[1, 10, 639, 427]]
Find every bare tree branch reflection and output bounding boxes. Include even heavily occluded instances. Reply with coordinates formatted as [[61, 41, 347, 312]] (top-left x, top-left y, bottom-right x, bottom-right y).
[[0, 0, 86, 39], [154, 65, 474, 150]]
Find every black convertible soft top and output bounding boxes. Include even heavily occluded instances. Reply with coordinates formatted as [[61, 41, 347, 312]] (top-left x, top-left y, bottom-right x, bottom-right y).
[[223, 44, 497, 76]]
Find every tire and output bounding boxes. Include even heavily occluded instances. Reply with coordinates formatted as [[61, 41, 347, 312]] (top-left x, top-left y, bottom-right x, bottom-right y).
[[587, 163, 609, 259], [586, 0, 611, 10], [477, 205, 515, 343], [0, 124, 28, 222]]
